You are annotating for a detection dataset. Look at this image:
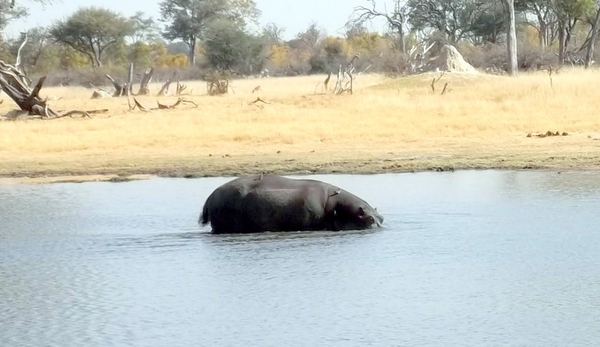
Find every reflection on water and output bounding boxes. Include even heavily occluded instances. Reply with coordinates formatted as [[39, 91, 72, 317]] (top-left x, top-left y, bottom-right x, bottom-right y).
[[1, 171, 600, 347]]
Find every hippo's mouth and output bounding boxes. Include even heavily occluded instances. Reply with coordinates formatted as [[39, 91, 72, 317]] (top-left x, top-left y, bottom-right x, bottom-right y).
[[373, 213, 384, 228]]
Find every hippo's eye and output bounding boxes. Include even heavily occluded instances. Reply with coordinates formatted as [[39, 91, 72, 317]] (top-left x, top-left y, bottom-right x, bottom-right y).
[[358, 207, 365, 216]]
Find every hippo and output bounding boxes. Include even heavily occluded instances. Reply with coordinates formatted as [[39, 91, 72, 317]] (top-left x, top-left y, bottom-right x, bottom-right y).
[[199, 174, 384, 234]]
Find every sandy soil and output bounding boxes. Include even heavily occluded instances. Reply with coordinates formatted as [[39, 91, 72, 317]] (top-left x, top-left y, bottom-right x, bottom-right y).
[[1, 132, 598, 184]]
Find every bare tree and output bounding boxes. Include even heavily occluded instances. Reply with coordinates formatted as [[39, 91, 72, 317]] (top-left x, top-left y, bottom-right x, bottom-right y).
[[262, 22, 285, 45], [296, 23, 326, 52], [347, 0, 407, 53]]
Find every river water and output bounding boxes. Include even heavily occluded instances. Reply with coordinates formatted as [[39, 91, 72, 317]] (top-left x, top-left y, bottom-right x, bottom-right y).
[[1, 170, 599, 347]]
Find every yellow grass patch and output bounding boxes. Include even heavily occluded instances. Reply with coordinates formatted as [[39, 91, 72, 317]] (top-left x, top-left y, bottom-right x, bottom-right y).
[[1, 69, 600, 183]]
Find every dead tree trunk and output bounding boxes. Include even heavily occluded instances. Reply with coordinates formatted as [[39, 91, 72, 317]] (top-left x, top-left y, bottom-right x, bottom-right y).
[[333, 55, 359, 95], [105, 74, 129, 97], [0, 60, 107, 120], [127, 62, 134, 95], [0, 61, 58, 118], [137, 68, 154, 95], [157, 71, 178, 96]]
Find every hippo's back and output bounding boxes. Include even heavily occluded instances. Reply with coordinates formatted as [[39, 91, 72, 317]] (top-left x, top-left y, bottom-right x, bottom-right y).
[[200, 175, 331, 233]]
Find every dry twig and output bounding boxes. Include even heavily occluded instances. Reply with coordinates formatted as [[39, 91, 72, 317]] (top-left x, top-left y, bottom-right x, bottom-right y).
[[441, 83, 449, 95], [129, 97, 198, 112], [130, 97, 151, 112], [157, 97, 198, 109], [249, 97, 270, 109], [430, 71, 446, 93]]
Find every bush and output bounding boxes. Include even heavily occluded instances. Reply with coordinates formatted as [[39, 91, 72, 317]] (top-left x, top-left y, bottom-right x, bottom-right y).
[[462, 41, 555, 73]]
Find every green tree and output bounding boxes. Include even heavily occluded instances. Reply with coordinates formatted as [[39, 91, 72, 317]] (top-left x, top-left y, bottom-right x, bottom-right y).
[[31, 42, 61, 74], [50, 7, 134, 67], [555, 0, 595, 64], [130, 11, 162, 43], [0, 1, 26, 30], [0, 36, 15, 63], [204, 20, 264, 74], [406, 0, 489, 43], [322, 36, 350, 69], [130, 42, 153, 68], [57, 45, 89, 69], [159, 0, 260, 67], [469, 2, 506, 44], [104, 39, 128, 67]]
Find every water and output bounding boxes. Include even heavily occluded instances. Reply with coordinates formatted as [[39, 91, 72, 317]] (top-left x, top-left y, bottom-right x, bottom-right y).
[[1, 170, 599, 347]]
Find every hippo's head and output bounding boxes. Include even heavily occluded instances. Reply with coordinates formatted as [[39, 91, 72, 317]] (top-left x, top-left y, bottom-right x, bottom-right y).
[[327, 190, 384, 231]]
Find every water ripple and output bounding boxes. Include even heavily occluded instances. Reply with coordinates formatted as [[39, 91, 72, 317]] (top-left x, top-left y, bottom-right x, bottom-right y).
[[2, 171, 600, 347]]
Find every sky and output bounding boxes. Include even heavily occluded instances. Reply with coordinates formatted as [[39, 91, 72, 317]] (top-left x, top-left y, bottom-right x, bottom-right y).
[[4, 0, 392, 40]]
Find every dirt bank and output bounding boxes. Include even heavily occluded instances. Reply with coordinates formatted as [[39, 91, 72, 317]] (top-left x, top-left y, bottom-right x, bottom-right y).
[[1, 131, 599, 184]]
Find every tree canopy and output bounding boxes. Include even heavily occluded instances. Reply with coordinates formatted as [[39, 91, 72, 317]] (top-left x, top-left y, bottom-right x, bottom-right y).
[[130, 11, 162, 44], [3, 0, 600, 81], [50, 7, 134, 67], [204, 20, 264, 73], [159, 0, 260, 66], [0, 0, 27, 31]]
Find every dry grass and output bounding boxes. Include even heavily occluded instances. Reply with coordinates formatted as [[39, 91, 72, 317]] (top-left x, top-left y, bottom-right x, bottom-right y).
[[1, 69, 600, 183]]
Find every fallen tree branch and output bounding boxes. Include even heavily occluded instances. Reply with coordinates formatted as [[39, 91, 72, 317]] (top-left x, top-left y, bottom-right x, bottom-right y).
[[130, 97, 151, 112], [249, 96, 270, 109], [51, 110, 92, 119], [249, 97, 270, 105], [441, 82, 449, 95], [2, 108, 109, 121], [130, 97, 198, 112], [0, 69, 59, 118]]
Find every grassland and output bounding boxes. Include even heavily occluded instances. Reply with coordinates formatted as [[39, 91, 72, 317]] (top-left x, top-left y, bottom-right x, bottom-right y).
[[1, 68, 600, 184]]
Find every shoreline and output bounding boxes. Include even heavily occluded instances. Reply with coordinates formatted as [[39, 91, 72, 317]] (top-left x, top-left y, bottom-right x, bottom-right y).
[[1, 146, 598, 184]]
